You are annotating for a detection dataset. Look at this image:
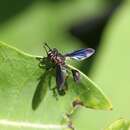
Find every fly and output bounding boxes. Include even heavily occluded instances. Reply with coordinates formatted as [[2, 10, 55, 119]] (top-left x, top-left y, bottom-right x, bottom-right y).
[[32, 43, 95, 109]]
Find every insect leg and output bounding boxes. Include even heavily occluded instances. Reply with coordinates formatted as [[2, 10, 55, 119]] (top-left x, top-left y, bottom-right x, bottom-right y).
[[52, 87, 58, 100], [36, 57, 45, 68], [36, 57, 43, 61], [71, 69, 80, 83], [38, 63, 45, 69], [48, 75, 59, 99]]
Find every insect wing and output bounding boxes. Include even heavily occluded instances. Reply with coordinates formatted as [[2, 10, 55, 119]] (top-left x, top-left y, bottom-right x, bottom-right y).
[[56, 65, 65, 91], [65, 48, 95, 60]]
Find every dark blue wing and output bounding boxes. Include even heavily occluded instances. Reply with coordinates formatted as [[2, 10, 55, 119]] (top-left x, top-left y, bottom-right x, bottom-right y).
[[56, 65, 65, 91], [65, 48, 95, 60]]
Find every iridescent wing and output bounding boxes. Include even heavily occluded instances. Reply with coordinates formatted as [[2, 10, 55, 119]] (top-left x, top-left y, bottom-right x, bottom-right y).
[[65, 48, 95, 60], [56, 65, 65, 91]]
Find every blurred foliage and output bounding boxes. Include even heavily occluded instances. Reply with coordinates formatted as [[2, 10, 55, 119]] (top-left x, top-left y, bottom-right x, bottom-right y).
[[104, 119, 130, 130], [0, 0, 129, 130], [75, 1, 130, 130], [0, 0, 118, 55], [0, 0, 122, 75]]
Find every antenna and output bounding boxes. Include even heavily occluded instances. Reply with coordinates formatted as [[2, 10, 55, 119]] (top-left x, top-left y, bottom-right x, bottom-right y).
[[43, 42, 51, 55], [44, 42, 51, 50]]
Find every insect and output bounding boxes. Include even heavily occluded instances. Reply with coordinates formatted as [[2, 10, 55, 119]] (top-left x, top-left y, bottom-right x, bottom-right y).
[[32, 43, 95, 109]]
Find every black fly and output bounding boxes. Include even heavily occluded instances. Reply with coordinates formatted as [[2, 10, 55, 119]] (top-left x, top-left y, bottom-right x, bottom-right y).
[[32, 43, 95, 109]]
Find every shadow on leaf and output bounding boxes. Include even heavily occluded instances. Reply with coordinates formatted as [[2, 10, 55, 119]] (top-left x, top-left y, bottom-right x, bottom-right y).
[[32, 71, 48, 110]]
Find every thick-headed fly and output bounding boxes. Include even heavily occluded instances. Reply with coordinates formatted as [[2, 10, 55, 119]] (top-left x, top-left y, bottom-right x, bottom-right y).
[[32, 43, 95, 109]]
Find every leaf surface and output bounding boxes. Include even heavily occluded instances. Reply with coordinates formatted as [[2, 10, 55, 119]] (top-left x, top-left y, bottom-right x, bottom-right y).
[[0, 41, 112, 130], [104, 119, 130, 130], [67, 64, 112, 110]]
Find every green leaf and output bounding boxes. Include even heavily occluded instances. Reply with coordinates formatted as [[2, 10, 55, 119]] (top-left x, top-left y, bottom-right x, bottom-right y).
[[67, 64, 112, 110], [0, 41, 112, 129], [104, 119, 130, 130]]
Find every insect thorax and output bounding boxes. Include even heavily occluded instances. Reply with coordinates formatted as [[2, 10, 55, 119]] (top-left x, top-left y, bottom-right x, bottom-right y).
[[48, 49, 65, 65]]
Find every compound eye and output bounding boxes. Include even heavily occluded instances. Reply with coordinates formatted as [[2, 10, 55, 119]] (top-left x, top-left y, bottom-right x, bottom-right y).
[[53, 48, 58, 53]]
